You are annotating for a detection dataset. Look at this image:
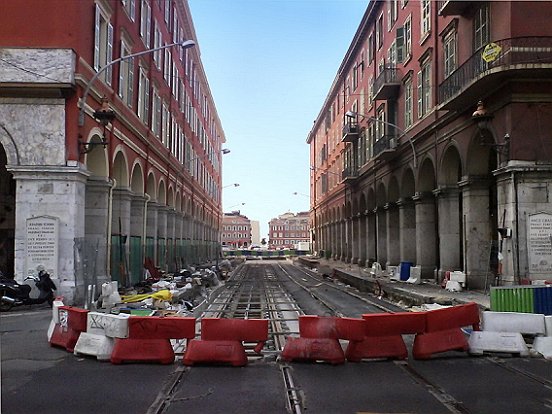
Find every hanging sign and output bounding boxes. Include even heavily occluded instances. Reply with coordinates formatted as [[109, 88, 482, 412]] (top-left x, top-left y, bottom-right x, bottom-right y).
[[482, 42, 502, 63]]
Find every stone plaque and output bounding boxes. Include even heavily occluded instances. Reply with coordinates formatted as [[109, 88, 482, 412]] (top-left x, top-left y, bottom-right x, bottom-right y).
[[26, 215, 59, 278], [527, 212, 552, 274]]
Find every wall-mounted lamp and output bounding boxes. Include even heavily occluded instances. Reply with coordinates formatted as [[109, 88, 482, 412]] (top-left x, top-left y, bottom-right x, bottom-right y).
[[79, 95, 115, 154], [472, 100, 510, 157]]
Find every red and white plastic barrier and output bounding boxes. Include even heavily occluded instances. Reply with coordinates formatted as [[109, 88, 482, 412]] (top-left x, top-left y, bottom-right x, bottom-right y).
[[281, 316, 365, 364], [413, 302, 480, 359], [111, 316, 195, 364], [346, 312, 425, 361], [183, 318, 269, 367], [49, 306, 89, 353]]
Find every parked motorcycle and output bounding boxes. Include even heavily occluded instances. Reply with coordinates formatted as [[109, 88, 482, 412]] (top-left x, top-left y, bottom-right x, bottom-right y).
[[0, 270, 57, 311]]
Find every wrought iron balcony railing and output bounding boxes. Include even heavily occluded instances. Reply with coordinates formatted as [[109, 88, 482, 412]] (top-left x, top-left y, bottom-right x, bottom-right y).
[[341, 166, 358, 182], [439, 36, 552, 106], [373, 134, 398, 159], [373, 66, 401, 100]]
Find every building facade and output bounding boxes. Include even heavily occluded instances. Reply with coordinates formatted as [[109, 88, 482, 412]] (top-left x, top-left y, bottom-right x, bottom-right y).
[[308, 0, 552, 289], [221, 211, 251, 248], [0, 0, 225, 303], [269, 212, 310, 249]]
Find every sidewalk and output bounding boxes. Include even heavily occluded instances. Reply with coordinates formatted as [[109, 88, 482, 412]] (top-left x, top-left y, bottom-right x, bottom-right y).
[[297, 257, 490, 311]]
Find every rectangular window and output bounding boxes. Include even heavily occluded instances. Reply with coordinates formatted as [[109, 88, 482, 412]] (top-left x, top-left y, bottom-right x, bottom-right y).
[[137, 66, 150, 124], [421, 0, 431, 38], [121, 0, 135, 21], [153, 22, 162, 69], [404, 77, 413, 127], [152, 88, 161, 136], [443, 30, 457, 77], [140, 1, 151, 48], [118, 40, 133, 107], [368, 32, 374, 64], [94, 4, 113, 85], [417, 58, 432, 118], [474, 3, 490, 51], [404, 15, 412, 59], [376, 14, 384, 49]]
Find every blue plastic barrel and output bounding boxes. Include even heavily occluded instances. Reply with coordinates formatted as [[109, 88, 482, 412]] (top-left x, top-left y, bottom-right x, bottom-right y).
[[400, 262, 413, 281]]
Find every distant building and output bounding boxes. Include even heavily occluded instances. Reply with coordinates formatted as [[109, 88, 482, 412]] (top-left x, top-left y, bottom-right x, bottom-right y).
[[222, 211, 251, 248], [250, 220, 260, 246], [269, 212, 310, 249]]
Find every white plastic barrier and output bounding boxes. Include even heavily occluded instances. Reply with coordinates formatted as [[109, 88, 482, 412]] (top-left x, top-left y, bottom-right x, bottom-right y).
[[469, 311, 546, 357], [406, 266, 422, 284], [47, 298, 65, 341], [449, 271, 466, 287], [482, 311, 546, 335], [73, 312, 130, 360], [469, 331, 530, 356], [533, 315, 552, 360]]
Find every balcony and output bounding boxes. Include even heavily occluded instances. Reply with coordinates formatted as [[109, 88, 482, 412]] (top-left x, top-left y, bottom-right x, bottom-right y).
[[438, 1, 475, 17], [439, 36, 552, 110], [342, 122, 359, 143], [373, 66, 401, 100], [341, 166, 358, 184], [373, 135, 397, 161]]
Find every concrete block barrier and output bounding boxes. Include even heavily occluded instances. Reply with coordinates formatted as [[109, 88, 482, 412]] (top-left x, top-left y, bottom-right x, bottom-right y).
[[413, 302, 480, 360], [406, 266, 422, 284], [74, 333, 115, 361], [183, 318, 268, 367]]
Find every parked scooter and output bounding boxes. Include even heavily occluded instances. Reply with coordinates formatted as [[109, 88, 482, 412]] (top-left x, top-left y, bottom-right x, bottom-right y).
[[0, 270, 57, 311]]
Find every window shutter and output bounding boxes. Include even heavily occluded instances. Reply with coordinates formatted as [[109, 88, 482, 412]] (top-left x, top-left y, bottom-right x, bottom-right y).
[[127, 60, 134, 107], [130, 0, 135, 21], [118, 42, 124, 97], [144, 78, 150, 125], [106, 23, 114, 85], [146, 3, 151, 48], [396, 27, 404, 63], [417, 70, 423, 118], [94, 5, 100, 71]]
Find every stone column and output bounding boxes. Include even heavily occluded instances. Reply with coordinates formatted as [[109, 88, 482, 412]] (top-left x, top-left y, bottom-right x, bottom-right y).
[[376, 207, 387, 265], [111, 187, 132, 286], [166, 209, 176, 272], [386, 203, 400, 267], [435, 187, 462, 275], [130, 194, 146, 283], [461, 177, 493, 289], [146, 202, 159, 263], [398, 197, 416, 263], [174, 212, 184, 268], [351, 214, 358, 264], [358, 211, 367, 266], [157, 206, 168, 271], [365, 211, 376, 267], [10, 165, 89, 304], [414, 192, 437, 278]]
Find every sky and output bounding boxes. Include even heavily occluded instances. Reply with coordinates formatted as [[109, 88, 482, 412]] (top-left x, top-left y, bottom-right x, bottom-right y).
[[188, 0, 368, 238]]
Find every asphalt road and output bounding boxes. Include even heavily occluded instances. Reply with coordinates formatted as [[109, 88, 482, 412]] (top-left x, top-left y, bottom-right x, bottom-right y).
[[2, 268, 552, 414]]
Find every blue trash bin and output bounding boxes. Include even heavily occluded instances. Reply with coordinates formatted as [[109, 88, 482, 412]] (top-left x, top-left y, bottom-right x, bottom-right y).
[[400, 262, 413, 281]]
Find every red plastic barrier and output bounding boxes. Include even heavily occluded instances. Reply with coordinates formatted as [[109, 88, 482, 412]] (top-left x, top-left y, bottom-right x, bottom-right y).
[[281, 316, 365, 364], [49, 306, 89, 353], [413, 302, 480, 360], [183, 318, 269, 367], [127, 316, 196, 339], [110, 316, 196, 364], [346, 312, 426, 361]]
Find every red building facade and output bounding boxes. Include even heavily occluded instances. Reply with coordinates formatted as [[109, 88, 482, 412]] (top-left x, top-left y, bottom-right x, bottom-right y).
[[269, 212, 310, 249], [222, 211, 251, 249], [309, 1, 552, 288], [0, 0, 225, 303]]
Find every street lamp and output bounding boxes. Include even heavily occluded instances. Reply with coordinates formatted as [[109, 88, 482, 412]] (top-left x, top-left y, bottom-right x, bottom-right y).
[[223, 183, 240, 189], [78, 40, 196, 152], [345, 110, 418, 168]]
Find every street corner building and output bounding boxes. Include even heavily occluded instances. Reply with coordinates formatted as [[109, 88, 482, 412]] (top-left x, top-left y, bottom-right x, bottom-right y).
[[308, 1, 552, 289], [0, 0, 226, 304]]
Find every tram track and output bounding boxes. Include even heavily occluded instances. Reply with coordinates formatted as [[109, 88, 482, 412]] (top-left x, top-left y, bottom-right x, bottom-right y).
[[153, 260, 550, 414]]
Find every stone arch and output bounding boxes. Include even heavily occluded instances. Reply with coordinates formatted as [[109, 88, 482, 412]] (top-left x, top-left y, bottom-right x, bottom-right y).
[[167, 186, 175, 209], [146, 172, 157, 201], [418, 157, 436, 193], [84, 128, 108, 177], [440, 144, 463, 187], [158, 180, 167, 206], [112, 150, 129, 188], [130, 162, 144, 195], [0, 142, 16, 276], [0, 124, 20, 166]]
